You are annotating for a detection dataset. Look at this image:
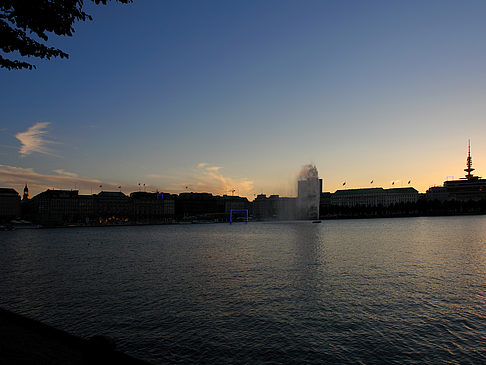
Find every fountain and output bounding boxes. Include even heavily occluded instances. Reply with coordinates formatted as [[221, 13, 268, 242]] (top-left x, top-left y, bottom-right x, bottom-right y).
[[297, 164, 322, 220]]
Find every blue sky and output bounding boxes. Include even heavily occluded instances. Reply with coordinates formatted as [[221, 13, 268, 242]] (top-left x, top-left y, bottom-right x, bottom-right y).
[[2, 0, 486, 197]]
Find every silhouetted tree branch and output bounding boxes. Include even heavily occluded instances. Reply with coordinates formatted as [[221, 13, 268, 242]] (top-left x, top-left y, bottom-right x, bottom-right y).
[[0, 0, 132, 70]]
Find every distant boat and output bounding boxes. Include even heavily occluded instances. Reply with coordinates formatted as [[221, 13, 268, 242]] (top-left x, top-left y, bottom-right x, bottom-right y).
[[312, 220, 321, 223]]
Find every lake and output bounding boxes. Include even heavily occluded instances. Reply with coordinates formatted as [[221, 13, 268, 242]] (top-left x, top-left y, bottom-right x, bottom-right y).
[[2, 216, 486, 364]]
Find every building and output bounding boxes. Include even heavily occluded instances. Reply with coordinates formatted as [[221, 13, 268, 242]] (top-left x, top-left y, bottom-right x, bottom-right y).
[[22, 184, 29, 201], [175, 192, 219, 220], [30, 189, 79, 225], [252, 194, 296, 220], [20, 184, 31, 219], [425, 186, 450, 202], [214, 195, 249, 222], [252, 194, 279, 220], [95, 191, 131, 223], [219, 195, 249, 213], [427, 141, 486, 201], [331, 187, 419, 207], [0, 188, 21, 222], [78, 194, 96, 223], [29, 190, 131, 225], [130, 192, 175, 223], [27, 189, 174, 225], [442, 142, 486, 200], [217, 195, 249, 221]]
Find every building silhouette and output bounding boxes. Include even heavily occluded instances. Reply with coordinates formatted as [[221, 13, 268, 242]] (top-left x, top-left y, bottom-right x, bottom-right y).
[[3, 142, 486, 226], [175, 192, 249, 221], [253, 194, 296, 220], [426, 141, 486, 201], [331, 187, 419, 207], [0, 188, 21, 222], [24, 189, 175, 226], [23, 184, 29, 201], [130, 192, 175, 224]]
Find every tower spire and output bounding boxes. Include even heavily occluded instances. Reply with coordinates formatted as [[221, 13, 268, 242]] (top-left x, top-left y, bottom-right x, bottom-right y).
[[23, 183, 29, 200], [465, 139, 475, 180]]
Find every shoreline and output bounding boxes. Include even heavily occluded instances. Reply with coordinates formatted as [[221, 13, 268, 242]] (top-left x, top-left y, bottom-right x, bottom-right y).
[[3, 211, 486, 230], [0, 307, 150, 364]]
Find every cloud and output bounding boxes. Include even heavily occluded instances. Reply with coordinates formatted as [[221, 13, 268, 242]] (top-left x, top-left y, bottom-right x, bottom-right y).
[[53, 169, 79, 178], [0, 163, 254, 198], [145, 173, 164, 179], [15, 122, 59, 157], [0, 164, 140, 196], [174, 164, 254, 197]]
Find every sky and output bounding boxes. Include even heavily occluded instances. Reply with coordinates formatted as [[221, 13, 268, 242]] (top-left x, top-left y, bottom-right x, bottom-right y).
[[2, 0, 486, 198]]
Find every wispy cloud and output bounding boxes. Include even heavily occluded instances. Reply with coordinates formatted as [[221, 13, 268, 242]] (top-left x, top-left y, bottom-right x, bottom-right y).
[[145, 173, 164, 179], [15, 122, 59, 157], [53, 169, 79, 178], [0, 163, 254, 198], [0, 164, 139, 196], [174, 164, 254, 197]]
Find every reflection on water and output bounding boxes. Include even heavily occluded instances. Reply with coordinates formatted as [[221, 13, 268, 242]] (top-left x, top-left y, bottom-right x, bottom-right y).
[[2, 216, 486, 363]]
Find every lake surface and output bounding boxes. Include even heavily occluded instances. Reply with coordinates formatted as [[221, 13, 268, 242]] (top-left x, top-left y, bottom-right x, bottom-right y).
[[2, 216, 486, 364]]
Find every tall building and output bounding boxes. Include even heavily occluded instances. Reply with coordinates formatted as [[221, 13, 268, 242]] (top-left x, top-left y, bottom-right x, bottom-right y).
[[441, 141, 486, 201]]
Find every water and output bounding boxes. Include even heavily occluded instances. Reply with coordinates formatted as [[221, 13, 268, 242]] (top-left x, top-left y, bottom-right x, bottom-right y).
[[2, 216, 486, 364]]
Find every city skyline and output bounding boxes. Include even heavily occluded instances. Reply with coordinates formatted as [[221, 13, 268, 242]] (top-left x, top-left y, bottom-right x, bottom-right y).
[[0, 137, 477, 199], [2, 1, 486, 198]]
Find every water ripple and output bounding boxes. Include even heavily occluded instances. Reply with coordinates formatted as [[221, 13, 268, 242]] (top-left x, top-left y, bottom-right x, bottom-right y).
[[2, 217, 486, 363]]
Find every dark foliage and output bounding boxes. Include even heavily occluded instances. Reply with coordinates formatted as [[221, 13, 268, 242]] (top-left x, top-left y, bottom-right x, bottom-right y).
[[0, 0, 132, 70]]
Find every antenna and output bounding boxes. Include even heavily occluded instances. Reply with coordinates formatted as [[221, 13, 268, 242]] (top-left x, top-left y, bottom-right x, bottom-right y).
[[465, 139, 475, 179]]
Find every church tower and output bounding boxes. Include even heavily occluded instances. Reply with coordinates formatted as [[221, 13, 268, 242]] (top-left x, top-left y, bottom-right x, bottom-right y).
[[23, 184, 29, 200]]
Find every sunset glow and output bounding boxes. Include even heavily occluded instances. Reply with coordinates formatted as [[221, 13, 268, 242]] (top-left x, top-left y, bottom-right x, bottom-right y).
[[2, 1, 486, 198]]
